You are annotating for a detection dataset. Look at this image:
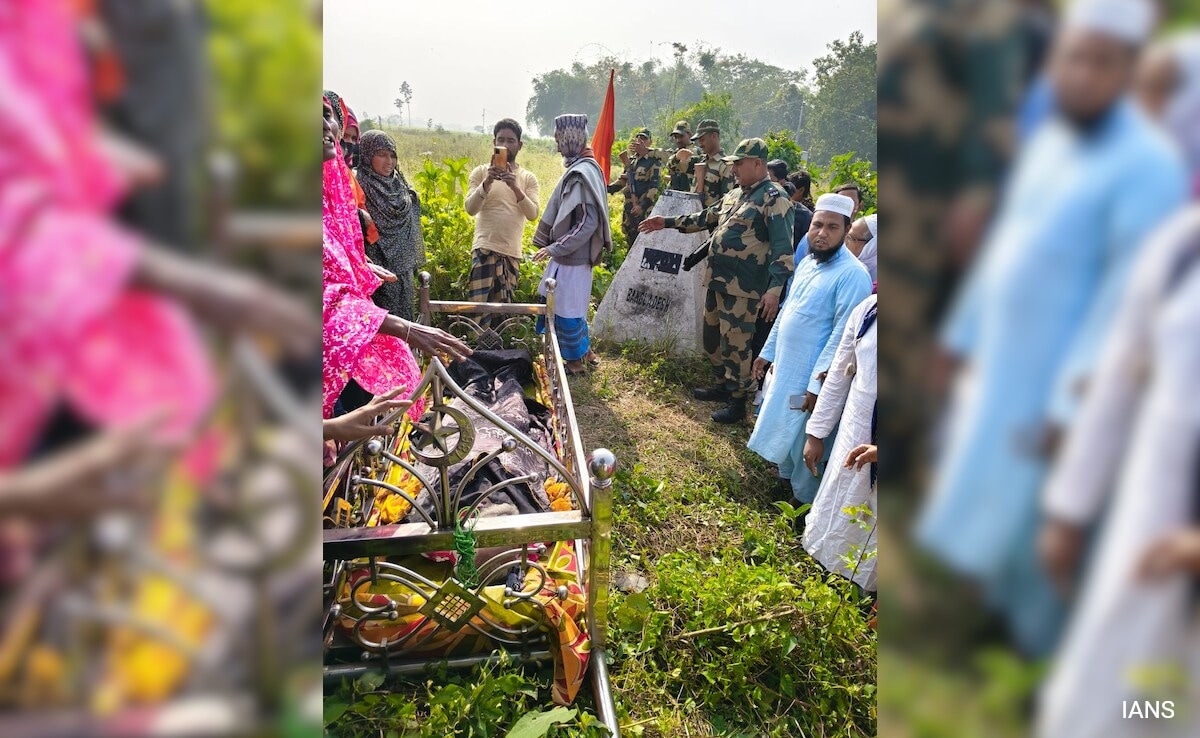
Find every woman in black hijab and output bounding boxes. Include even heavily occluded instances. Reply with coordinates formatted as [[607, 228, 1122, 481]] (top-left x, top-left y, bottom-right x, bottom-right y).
[[356, 129, 426, 321]]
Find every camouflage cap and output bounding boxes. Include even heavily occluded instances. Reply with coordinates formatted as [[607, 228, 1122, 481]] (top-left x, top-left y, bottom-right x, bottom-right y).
[[721, 138, 769, 163], [671, 120, 691, 137], [690, 119, 720, 141], [633, 127, 651, 141]]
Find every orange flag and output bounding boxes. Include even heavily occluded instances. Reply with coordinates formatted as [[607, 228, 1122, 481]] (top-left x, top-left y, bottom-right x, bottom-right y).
[[591, 69, 616, 182]]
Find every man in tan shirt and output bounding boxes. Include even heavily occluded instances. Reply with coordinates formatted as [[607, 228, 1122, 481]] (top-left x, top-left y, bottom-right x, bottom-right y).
[[464, 118, 540, 306]]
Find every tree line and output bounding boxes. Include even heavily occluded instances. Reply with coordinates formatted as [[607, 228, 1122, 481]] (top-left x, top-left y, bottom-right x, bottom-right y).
[[524, 32, 876, 166]]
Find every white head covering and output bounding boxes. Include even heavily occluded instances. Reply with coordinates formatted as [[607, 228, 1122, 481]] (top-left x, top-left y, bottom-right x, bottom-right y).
[[856, 214, 878, 282], [1162, 33, 1200, 180], [1063, 0, 1157, 46], [814, 193, 855, 219]]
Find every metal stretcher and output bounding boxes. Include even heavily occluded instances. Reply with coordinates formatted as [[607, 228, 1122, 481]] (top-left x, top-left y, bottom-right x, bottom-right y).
[[322, 274, 620, 736]]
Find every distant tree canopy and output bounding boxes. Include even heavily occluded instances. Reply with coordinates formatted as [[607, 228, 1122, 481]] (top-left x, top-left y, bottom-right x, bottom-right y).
[[804, 31, 876, 165], [526, 45, 804, 147], [525, 35, 875, 168], [661, 92, 742, 155]]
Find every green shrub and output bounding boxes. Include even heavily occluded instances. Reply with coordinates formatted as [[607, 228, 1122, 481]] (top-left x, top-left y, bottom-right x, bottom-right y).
[[324, 654, 611, 737], [763, 131, 805, 172], [418, 158, 476, 301], [808, 152, 878, 215]]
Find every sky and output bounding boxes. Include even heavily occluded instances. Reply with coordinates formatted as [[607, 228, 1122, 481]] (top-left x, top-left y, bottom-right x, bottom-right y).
[[324, 0, 876, 136]]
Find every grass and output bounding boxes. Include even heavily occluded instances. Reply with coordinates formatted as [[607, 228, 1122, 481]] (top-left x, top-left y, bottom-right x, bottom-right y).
[[875, 517, 1041, 738], [573, 344, 876, 737]]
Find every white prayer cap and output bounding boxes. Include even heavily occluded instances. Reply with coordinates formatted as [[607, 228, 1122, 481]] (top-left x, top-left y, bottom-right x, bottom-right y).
[[814, 193, 855, 219], [1063, 0, 1157, 46], [865, 213, 878, 238]]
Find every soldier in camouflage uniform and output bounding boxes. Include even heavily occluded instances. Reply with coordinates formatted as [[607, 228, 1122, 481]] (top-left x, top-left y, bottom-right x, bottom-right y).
[[639, 138, 794, 424], [608, 128, 663, 248], [690, 119, 737, 208], [665, 120, 698, 191]]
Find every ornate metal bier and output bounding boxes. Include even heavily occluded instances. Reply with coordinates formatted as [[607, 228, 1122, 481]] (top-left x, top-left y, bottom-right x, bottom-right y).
[[322, 274, 619, 736]]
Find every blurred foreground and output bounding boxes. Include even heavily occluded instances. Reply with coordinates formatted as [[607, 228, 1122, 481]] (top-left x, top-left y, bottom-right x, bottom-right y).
[[0, 1, 322, 735], [881, 0, 1200, 735]]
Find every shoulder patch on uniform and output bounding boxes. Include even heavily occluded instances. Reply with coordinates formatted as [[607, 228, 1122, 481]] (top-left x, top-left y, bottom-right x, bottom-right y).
[[765, 187, 779, 200]]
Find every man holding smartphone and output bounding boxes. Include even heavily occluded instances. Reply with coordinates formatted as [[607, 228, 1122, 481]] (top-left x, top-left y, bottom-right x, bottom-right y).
[[608, 128, 664, 248], [464, 118, 540, 307], [665, 120, 698, 192], [690, 119, 736, 208]]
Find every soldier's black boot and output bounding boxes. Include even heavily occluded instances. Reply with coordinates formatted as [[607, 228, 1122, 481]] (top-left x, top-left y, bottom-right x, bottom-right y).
[[693, 384, 730, 402], [711, 400, 746, 424]]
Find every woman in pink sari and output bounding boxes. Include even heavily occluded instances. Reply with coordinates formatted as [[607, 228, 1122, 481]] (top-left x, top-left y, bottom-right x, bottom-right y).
[[321, 96, 470, 426]]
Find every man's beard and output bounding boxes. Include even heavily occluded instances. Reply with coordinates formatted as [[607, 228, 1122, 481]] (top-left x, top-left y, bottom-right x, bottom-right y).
[[811, 243, 843, 263], [1057, 99, 1119, 135]]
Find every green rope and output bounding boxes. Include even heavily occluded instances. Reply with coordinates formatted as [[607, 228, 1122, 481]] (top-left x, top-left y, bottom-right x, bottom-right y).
[[453, 510, 479, 588]]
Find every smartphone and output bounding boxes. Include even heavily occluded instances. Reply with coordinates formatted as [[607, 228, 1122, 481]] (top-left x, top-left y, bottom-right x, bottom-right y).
[[788, 394, 808, 411], [492, 146, 508, 169]]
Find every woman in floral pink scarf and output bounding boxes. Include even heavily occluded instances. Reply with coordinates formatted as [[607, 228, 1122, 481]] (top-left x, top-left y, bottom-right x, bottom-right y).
[[321, 96, 470, 428]]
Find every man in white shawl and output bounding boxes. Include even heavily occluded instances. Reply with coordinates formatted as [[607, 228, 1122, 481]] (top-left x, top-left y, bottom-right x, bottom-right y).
[[801, 293, 878, 591], [532, 114, 612, 374]]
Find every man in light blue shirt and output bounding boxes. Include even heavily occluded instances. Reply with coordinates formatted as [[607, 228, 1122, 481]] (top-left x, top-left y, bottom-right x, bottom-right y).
[[749, 194, 873, 509]]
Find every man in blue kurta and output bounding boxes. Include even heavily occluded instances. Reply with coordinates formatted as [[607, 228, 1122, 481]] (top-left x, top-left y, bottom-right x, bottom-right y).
[[748, 193, 873, 507], [916, 0, 1188, 656]]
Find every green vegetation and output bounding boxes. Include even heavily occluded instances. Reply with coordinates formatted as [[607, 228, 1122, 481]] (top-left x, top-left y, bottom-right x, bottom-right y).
[[875, 516, 1043, 738], [525, 47, 803, 150], [207, 0, 321, 208], [804, 32, 877, 165], [325, 654, 609, 737], [809, 153, 878, 215], [578, 348, 875, 736]]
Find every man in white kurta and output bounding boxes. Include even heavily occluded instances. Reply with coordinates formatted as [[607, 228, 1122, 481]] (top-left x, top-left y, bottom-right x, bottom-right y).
[[802, 294, 878, 591], [748, 194, 872, 506], [1035, 207, 1200, 738]]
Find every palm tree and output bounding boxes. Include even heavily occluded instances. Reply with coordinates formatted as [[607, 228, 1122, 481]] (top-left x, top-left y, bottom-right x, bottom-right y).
[[399, 82, 413, 127]]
